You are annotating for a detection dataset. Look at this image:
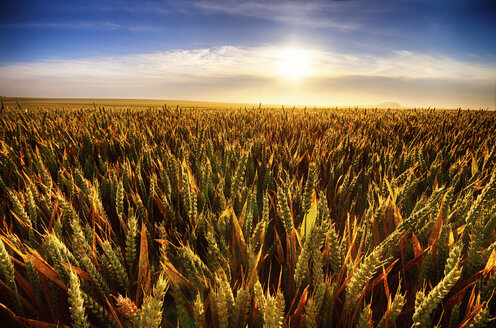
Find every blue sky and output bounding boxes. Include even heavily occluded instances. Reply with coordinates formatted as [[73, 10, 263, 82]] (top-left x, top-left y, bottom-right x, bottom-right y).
[[1, 0, 495, 108]]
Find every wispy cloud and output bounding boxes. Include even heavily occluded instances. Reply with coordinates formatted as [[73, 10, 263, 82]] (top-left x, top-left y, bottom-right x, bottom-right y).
[[312, 50, 496, 80], [1, 45, 494, 108], [193, 0, 363, 30], [70, 0, 384, 30], [1, 21, 163, 32]]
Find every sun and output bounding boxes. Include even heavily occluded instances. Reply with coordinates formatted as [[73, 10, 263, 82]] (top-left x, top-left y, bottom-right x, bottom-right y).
[[277, 48, 312, 80]]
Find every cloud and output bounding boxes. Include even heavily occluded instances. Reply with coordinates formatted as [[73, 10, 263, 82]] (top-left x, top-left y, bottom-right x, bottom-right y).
[[193, 0, 362, 30], [2, 21, 162, 32], [312, 50, 496, 80], [87, 0, 386, 30], [0, 45, 494, 108]]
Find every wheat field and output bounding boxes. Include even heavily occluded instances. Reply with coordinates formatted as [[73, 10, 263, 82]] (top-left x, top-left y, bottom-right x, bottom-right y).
[[0, 101, 495, 327]]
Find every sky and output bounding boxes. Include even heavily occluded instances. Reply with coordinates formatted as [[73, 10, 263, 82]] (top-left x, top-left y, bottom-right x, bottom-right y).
[[0, 0, 495, 108]]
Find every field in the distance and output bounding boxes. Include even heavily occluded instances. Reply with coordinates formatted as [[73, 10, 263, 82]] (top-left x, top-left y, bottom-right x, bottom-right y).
[[0, 97, 281, 110], [0, 97, 407, 111], [0, 101, 495, 328]]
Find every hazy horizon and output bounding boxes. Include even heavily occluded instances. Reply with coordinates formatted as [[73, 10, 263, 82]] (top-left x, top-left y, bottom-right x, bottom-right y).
[[1, 0, 495, 109]]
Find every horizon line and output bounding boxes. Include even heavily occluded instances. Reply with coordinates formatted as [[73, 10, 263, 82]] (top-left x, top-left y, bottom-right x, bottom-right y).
[[1, 96, 494, 110]]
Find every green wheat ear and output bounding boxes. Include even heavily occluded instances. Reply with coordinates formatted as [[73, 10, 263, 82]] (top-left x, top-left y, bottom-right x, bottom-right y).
[[467, 303, 491, 328], [377, 288, 406, 328], [356, 304, 373, 328], [303, 297, 318, 328], [302, 162, 317, 216], [262, 291, 285, 328], [82, 291, 116, 328], [0, 238, 24, 315], [68, 270, 90, 328], [294, 222, 325, 288], [412, 247, 462, 328], [116, 180, 125, 221], [8, 190, 31, 228], [345, 248, 383, 305], [214, 275, 234, 328], [102, 240, 129, 290], [25, 258, 42, 304], [277, 182, 293, 234], [232, 287, 251, 327], [136, 274, 169, 328], [80, 253, 108, 297], [125, 214, 138, 269]]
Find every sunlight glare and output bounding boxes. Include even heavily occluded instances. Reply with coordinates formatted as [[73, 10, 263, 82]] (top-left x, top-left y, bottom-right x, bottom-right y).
[[277, 48, 312, 81]]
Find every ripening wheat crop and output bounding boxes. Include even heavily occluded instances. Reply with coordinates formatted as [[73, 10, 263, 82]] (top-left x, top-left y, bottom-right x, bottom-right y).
[[0, 103, 495, 327]]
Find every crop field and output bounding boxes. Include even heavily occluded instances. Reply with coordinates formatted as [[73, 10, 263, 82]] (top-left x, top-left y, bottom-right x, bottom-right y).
[[0, 102, 495, 328]]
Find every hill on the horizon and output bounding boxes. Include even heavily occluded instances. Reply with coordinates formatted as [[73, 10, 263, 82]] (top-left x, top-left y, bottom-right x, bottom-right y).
[[376, 101, 402, 108]]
